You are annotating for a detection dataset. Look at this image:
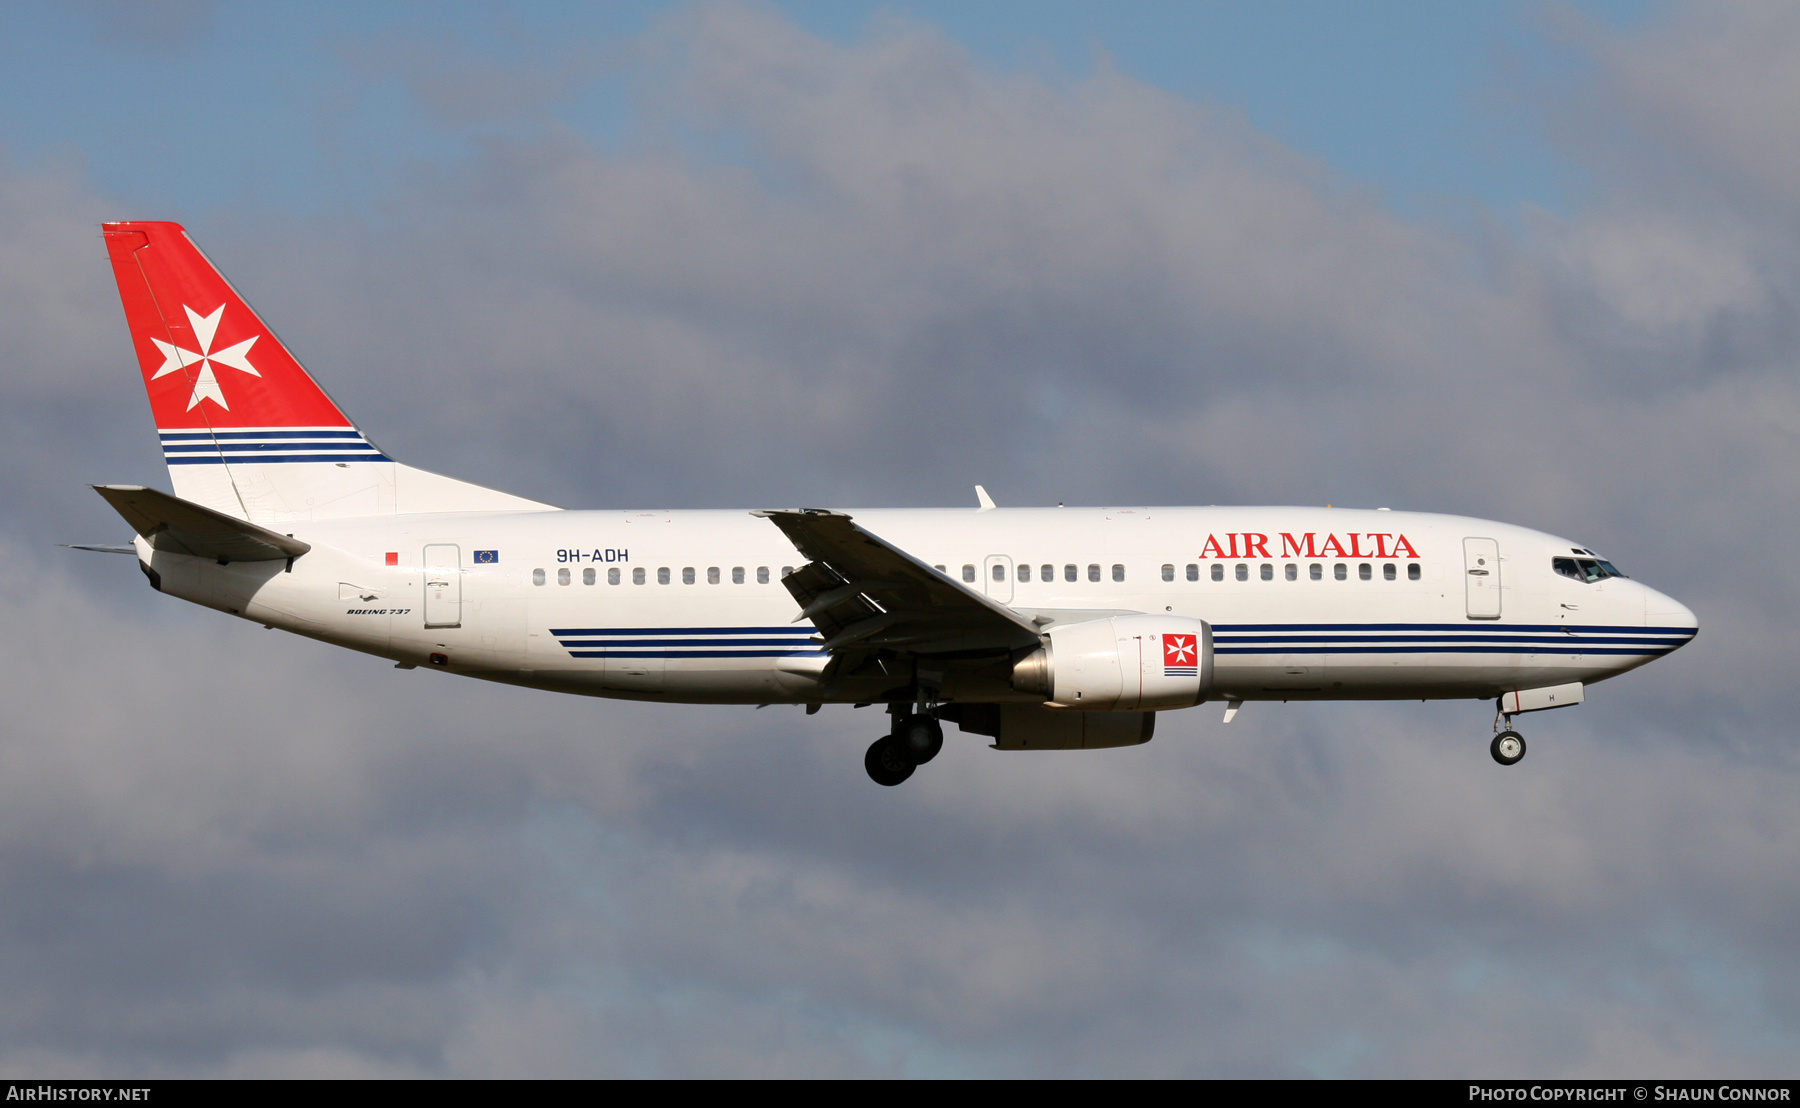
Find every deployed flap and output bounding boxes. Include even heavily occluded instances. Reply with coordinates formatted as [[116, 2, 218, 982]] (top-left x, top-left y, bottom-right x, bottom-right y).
[[756, 509, 1041, 655], [93, 484, 310, 562]]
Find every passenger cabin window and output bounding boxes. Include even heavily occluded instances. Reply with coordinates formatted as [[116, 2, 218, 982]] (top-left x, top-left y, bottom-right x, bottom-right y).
[[1358, 563, 1372, 581], [992, 563, 1006, 582], [1041, 564, 1054, 582], [1018, 563, 1032, 582], [707, 567, 720, 585], [934, 564, 946, 573], [757, 567, 769, 584], [583, 567, 595, 585], [1334, 564, 1347, 581], [782, 566, 794, 578], [1383, 563, 1397, 580], [1554, 556, 1624, 583], [1186, 564, 1199, 582], [1088, 564, 1101, 582], [532, 568, 546, 586], [1161, 564, 1175, 582], [658, 567, 671, 585], [1211, 564, 1224, 582], [1310, 563, 1322, 580], [1285, 563, 1297, 581], [1235, 564, 1248, 581], [1113, 564, 1125, 582], [609, 568, 621, 585], [1408, 564, 1421, 581], [963, 564, 977, 583], [633, 567, 646, 585], [732, 567, 745, 584], [1260, 563, 1273, 581], [682, 567, 695, 585], [1065, 564, 1078, 582]]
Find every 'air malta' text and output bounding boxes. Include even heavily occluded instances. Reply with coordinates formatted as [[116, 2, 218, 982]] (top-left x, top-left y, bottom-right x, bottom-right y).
[[1199, 532, 1421, 560]]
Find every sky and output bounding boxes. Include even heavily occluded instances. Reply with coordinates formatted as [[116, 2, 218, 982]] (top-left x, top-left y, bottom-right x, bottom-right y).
[[1, 0, 1797, 1078]]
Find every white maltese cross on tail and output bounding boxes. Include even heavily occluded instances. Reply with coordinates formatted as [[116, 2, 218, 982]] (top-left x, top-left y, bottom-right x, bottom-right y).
[[149, 303, 261, 411]]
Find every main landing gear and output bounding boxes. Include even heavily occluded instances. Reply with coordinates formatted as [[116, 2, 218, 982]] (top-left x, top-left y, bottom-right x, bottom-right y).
[[1490, 701, 1526, 766], [865, 710, 944, 787]]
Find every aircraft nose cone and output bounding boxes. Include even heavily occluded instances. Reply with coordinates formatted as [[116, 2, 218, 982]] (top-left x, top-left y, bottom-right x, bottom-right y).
[[1643, 585, 1698, 649]]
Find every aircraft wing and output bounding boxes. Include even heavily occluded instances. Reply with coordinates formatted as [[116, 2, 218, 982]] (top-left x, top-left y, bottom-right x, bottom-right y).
[[93, 484, 311, 563], [757, 509, 1042, 656]]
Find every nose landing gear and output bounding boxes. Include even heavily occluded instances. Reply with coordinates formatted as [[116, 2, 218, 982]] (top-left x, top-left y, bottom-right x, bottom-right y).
[[1490, 701, 1526, 765], [864, 704, 944, 786]]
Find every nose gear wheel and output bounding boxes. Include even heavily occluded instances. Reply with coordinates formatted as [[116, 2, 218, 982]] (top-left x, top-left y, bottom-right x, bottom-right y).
[[1491, 730, 1526, 766]]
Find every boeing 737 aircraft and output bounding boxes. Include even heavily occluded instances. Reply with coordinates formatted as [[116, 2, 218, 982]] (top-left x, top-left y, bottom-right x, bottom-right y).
[[82, 221, 1698, 785]]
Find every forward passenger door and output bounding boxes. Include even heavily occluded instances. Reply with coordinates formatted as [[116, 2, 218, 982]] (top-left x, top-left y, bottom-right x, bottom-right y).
[[1463, 538, 1501, 620]]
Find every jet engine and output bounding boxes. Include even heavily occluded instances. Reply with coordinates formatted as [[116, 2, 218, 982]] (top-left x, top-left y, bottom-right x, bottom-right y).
[[1010, 614, 1213, 711]]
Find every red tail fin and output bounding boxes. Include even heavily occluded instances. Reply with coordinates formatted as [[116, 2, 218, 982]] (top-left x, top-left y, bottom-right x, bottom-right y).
[[103, 221, 351, 429], [100, 221, 553, 521]]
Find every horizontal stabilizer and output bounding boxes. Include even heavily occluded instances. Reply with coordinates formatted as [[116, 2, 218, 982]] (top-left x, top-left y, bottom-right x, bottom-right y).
[[92, 485, 311, 563], [61, 543, 137, 554]]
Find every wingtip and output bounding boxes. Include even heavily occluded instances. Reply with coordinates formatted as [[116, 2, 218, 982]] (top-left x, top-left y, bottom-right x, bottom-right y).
[[975, 485, 996, 511]]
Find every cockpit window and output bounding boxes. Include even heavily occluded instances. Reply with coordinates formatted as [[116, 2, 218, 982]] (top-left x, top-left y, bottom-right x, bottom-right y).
[[1553, 556, 1626, 583]]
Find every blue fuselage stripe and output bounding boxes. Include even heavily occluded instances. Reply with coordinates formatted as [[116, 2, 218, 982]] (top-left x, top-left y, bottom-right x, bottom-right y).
[[544, 624, 1693, 663], [557, 637, 818, 648], [159, 430, 365, 440], [166, 454, 393, 465], [1215, 644, 1674, 656], [163, 443, 381, 454], [549, 627, 813, 637], [1212, 621, 1696, 635], [568, 649, 824, 659], [1215, 633, 1686, 646]]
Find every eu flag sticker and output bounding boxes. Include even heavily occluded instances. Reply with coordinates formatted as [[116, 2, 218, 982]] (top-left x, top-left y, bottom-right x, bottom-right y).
[[473, 550, 499, 564]]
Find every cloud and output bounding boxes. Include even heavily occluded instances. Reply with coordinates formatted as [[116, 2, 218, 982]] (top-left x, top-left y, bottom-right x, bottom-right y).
[[2, 0, 1798, 1077]]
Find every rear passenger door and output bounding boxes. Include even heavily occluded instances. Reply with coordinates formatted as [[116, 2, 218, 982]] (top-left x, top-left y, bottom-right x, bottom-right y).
[[423, 544, 462, 628]]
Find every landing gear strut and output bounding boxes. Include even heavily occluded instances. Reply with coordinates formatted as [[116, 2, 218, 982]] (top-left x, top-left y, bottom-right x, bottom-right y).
[[864, 704, 945, 786], [1490, 701, 1526, 766]]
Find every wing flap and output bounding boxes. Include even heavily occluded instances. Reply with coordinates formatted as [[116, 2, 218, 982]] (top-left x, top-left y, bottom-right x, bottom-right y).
[[93, 484, 311, 562], [757, 509, 1041, 656]]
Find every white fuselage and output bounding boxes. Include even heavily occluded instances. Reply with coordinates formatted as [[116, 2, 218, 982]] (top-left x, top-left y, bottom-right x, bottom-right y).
[[138, 505, 1697, 707]]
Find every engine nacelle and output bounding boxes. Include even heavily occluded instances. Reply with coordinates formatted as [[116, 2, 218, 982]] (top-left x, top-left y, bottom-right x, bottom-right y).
[[1012, 615, 1213, 711]]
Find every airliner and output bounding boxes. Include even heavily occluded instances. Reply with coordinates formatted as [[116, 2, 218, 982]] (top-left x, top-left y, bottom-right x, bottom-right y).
[[81, 221, 1698, 785]]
